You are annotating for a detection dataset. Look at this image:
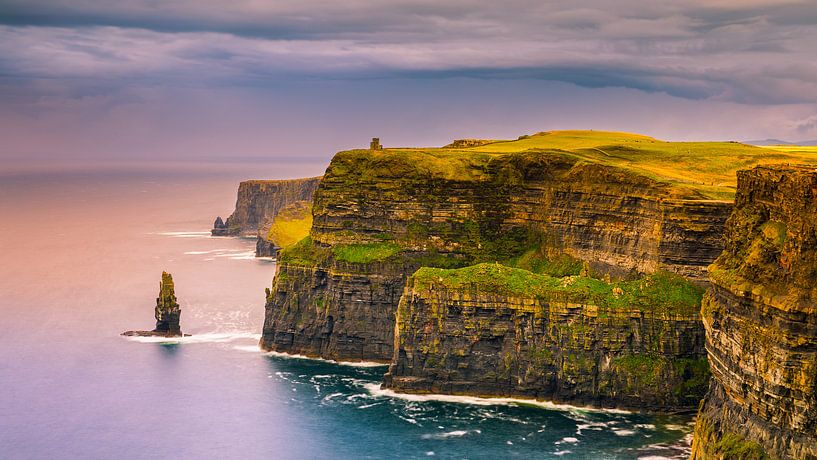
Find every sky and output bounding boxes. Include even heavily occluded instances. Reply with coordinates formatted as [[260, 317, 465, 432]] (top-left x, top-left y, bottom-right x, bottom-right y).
[[1, 0, 817, 162]]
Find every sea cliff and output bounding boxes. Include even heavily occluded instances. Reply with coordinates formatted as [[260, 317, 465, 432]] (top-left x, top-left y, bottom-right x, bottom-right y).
[[212, 177, 321, 237], [260, 132, 742, 363], [691, 165, 817, 459], [382, 264, 709, 412]]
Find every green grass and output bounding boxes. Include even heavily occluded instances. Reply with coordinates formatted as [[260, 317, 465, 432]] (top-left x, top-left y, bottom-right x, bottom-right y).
[[278, 236, 329, 266], [332, 242, 402, 264], [329, 130, 817, 200], [411, 263, 704, 315], [715, 433, 769, 459], [505, 247, 584, 277], [611, 355, 666, 387]]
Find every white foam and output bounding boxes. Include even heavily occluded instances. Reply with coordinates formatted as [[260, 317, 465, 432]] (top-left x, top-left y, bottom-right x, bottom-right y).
[[662, 424, 688, 431], [364, 384, 632, 414], [420, 430, 472, 440], [555, 437, 579, 444], [123, 332, 261, 344], [262, 350, 388, 368], [154, 231, 212, 238], [613, 429, 637, 436], [184, 249, 232, 255], [357, 402, 384, 409], [226, 251, 258, 260], [233, 345, 262, 353], [553, 451, 572, 456], [635, 424, 657, 430]]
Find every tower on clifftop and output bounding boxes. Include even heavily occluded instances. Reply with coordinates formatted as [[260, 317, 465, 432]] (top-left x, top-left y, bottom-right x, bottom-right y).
[[370, 138, 382, 150]]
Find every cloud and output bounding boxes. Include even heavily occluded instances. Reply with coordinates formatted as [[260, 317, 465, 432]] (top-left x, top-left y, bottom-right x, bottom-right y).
[[0, 0, 815, 135], [791, 115, 817, 134]]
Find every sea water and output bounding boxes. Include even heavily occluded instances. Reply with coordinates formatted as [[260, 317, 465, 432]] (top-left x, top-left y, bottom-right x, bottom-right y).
[[0, 161, 693, 459]]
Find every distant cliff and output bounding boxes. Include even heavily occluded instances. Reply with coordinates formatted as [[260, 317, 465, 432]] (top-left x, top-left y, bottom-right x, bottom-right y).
[[382, 264, 709, 412], [691, 165, 817, 459], [255, 200, 313, 257], [260, 137, 733, 363], [212, 177, 321, 237]]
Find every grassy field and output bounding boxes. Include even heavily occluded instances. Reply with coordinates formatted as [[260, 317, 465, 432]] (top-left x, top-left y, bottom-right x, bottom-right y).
[[367, 131, 817, 200]]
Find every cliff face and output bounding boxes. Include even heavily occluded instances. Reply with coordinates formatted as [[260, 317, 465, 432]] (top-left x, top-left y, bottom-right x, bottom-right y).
[[382, 264, 709, 411], [691, 165, 817, 459], [212, 177, 321, 237], [261, 148, 730, 363]]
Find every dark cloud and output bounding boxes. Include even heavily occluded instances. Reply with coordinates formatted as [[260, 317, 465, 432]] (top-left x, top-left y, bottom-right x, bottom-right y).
[[1, 0, 817, 159], [0, 1, 815, 104]]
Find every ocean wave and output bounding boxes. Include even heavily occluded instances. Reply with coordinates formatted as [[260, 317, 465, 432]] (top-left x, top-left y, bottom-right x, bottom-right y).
[[262, 349, 388, 368], [555, 437, 579, 445], [363, 384, 632, 414], [420, 430, 477, 440], [123, 331, 261, 344], [153, 231, 212, 238], [233, 345, 263, 353]]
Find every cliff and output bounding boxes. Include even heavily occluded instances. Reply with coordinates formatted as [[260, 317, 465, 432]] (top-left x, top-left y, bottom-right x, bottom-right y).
[[691, 165, 817, 459], [255, 201, 313, 258], [260, 132, 750, 363], [382, 264, 709, 412], [211, 177, 321, 237]]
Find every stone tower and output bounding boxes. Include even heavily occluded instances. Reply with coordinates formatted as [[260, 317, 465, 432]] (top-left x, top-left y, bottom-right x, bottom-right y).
[[370, 138, 382, 150]]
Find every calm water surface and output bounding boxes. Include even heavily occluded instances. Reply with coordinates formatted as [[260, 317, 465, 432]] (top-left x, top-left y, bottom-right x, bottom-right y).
[[0, 161, 693, 459]]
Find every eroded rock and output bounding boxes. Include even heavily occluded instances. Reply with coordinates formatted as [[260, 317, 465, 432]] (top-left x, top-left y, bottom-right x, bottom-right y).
[[122, 272, 186, 338], [691, 165, 817, 459]]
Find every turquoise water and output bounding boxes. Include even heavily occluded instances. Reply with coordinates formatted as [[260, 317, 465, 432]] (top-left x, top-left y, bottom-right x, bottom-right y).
[[0, 163, 693, 459]]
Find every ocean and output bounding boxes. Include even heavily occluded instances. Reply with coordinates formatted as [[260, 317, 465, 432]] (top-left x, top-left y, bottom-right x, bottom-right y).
[[0, 160, 693, 459]]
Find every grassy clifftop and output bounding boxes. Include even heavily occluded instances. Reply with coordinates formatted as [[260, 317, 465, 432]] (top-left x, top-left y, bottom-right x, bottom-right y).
[[332, 130, 817, 200], [412, 263, 704, 316]]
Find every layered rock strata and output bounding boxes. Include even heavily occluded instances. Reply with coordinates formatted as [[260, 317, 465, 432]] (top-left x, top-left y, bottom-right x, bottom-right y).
[[382, 264, 709, 411], [211, 177, 321, 237], [261, 148, 730, 362], [691, 165, 817, 459]]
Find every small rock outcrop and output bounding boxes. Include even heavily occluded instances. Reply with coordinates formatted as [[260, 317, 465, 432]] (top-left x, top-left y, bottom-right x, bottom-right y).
[[122, 272, 185, 337], [211, 216, 229, 236], [691, 165, 817, 459], [443, 139, 494, 148]]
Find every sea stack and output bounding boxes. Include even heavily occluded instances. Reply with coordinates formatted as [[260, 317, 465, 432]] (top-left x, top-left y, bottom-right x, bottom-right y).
[[122, 271, 185, 337], [211, 216, 230, 236]]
